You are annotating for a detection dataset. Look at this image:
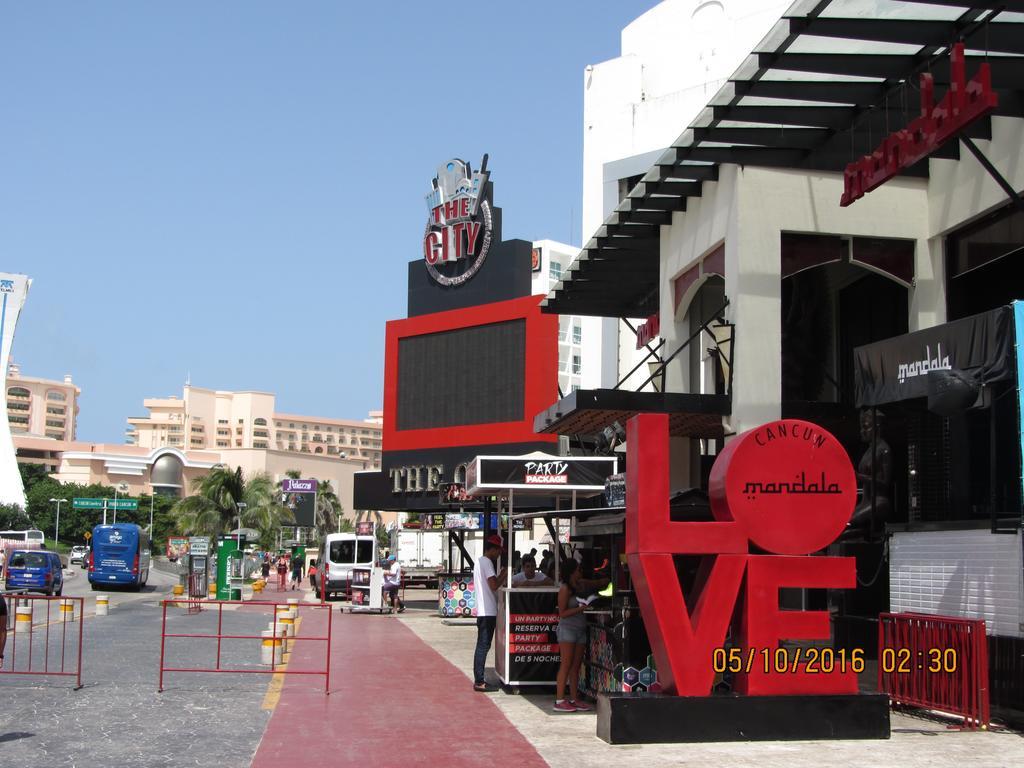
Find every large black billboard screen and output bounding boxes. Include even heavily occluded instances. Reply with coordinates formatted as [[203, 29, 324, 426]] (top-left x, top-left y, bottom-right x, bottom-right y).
[[397, 319, 526, 430]]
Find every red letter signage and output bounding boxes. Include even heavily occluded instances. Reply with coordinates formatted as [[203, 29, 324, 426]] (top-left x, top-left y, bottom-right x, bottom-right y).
[[840, 43, 999, 207], [626, 413, 857, 696]]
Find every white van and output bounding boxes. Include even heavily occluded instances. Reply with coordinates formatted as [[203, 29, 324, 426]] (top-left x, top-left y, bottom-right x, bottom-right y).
[[314, 532, 376, 600]]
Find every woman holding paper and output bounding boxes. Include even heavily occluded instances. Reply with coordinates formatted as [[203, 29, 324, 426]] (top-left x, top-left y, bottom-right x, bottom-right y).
[[553, 559, 609, 712]]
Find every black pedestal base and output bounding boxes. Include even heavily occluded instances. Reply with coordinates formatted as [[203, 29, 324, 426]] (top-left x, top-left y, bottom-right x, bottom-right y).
[[597, 692, 890, 744]]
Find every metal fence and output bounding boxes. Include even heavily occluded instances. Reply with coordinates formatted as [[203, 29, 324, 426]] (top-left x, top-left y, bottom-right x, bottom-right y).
[[878, 612, 990, 729], [1, 594, 84, 689], [157, 599, 332, 693]]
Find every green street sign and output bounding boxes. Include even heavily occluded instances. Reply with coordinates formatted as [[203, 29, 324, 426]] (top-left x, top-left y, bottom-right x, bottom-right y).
[[73, 497, 139, 511]]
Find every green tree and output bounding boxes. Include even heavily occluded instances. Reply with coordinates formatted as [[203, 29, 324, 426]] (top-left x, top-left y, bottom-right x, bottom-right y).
[[174, 466, 292, 548], [25, 479, 119, 545], [18, 462, 50, 493], [0, 503, 31, 530]]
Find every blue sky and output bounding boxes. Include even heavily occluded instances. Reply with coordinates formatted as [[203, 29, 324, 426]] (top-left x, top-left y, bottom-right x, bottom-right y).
[[1, 2, 657, 443]]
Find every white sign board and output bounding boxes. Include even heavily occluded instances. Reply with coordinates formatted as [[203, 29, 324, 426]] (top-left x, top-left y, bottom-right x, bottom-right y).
[[189, 536, 210, 556]]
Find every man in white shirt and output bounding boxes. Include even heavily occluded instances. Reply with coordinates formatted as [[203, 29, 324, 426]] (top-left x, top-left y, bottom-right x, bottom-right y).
[[472, 534, 506, 692], [511, 554, 553, 586], [383, 554, 404, 613]]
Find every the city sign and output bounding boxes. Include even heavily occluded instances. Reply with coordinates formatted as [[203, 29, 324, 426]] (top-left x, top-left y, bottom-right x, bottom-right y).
[[423, 156, 492, 286], [73, 497, 139, 511]]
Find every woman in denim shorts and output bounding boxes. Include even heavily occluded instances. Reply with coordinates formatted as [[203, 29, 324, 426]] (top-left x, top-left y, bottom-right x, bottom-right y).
[[553, 559, 609, 712]]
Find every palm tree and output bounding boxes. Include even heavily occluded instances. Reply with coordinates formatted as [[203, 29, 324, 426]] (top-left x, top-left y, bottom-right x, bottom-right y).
[[174, 466, 292, 547]]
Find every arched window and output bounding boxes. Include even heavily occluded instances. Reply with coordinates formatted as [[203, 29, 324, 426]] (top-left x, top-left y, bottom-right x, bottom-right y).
[[46, 390, 67, 402], [254, 417, 268, 426], [7, 386, 30, 399]]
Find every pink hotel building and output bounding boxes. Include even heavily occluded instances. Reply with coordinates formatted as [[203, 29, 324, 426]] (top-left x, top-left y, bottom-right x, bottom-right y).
[[7, 368, 381, 517]]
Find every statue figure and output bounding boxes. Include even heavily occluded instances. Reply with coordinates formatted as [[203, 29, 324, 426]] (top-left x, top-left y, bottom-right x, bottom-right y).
[[848, 409, 893, 530]]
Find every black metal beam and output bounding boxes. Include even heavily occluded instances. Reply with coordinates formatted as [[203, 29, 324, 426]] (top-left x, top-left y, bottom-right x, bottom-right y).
[[631, 180, 702, 197], [624, 196, 686, 212], [619, 209, 672, 225], [761, 51, 926, 79], [960, 135, 1024, 213], [670, 165, 719, 182], [807, 18, 1024, 56], [693, 125, 829, 149], [896, 0, 1024, 11], [593, 236, 660, 250], [733, 79, 886, 106], [712, 103, 857, 128], [680, 145, 810, 167]]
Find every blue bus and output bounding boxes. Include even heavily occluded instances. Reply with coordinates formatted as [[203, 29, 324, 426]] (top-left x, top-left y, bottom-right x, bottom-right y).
[[88, 524, 151, 591]]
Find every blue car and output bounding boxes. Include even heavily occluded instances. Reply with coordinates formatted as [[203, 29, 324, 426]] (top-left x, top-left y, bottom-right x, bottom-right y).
[[4, 550, 64, 595]]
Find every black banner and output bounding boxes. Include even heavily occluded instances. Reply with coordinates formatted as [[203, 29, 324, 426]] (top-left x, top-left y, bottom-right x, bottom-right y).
[[470, 454, 618, 492], [853, 306, 1014, 407], [499, 590, 560, 683]]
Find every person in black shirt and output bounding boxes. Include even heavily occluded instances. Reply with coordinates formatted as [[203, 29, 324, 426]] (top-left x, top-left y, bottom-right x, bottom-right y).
[[0, 594, 8, 669]]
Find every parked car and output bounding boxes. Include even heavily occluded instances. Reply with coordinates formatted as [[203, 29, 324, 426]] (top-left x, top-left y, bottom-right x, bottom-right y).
[[69, 545, 89, 565], [4, 550, 64, 595]]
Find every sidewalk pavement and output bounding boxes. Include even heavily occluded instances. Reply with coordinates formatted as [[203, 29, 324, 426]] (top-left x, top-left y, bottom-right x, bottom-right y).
[[251, 600, 546, 768], [396, 603, 1024, 768], [249, 592, 1024, 768]]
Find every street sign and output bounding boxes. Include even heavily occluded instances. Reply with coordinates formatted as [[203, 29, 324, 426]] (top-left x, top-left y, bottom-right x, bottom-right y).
[[84, 531, 92, 540], [73, 498, 138, 511], [189, 536, 210, 556]]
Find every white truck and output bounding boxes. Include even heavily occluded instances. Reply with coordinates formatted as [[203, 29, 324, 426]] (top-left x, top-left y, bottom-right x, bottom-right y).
[[391, 528, 445, 589]]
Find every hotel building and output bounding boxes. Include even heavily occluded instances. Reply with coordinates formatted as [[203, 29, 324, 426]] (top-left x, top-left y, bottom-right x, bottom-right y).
[[125, 384, 382, 469]]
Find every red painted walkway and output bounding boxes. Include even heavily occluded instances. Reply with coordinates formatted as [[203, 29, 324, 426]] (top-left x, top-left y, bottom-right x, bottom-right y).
[[251, 608, 548, 767]]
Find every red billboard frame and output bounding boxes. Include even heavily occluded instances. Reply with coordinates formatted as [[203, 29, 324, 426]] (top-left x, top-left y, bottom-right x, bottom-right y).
[[383, 294, 558, 452]]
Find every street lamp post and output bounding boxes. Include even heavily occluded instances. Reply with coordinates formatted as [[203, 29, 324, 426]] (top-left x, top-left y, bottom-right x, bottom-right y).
[[49, 498, 69, 547]]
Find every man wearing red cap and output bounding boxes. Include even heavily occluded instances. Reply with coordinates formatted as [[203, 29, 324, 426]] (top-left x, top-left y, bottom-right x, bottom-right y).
[[472, 534, 506, 692]]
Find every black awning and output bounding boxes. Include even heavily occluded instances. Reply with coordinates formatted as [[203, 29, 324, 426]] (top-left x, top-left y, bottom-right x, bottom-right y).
[[544, 0, 1024, 319], [853, 306, 1014, 406], [533, 388, 729, 439]]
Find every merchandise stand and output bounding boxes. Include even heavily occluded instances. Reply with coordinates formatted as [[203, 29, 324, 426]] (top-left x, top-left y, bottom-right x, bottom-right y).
[[349, 565, 388, 613], [465, 452, 618, 690]]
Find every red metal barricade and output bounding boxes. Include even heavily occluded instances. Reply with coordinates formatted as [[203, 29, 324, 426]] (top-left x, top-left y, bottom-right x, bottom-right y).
[[878, 612, 990, 729], [1, 594, 84, 689], [157, 599, 332, 693]]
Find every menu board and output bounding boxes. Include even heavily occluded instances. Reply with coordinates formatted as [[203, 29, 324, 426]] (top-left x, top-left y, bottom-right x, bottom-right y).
[[501, 590, 560, 684]]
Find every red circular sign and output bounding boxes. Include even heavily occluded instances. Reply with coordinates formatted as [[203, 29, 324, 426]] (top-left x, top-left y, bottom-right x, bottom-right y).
[[709, 419, 855, 555]]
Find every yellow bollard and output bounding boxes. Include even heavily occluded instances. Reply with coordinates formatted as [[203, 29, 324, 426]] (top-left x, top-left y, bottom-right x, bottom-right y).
[[260, 629, 284, 665], [95, 595, 109, 616], [16, 606, 33, 632], [59, 598, 75, 622]]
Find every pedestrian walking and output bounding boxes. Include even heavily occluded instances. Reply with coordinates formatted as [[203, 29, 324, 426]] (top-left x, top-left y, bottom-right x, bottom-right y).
[[308, 559, 317, 590], [276, 557, 288, 590], [290, 556, 304, 590], [471, 534, 506, 692], [261, 557, 271, 580]]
